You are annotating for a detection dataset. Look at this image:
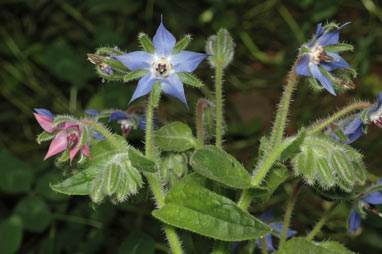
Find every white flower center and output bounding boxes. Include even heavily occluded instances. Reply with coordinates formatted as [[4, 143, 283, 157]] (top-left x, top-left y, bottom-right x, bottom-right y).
[[310, 45, 337, 65], [152, 56, 173, 79]]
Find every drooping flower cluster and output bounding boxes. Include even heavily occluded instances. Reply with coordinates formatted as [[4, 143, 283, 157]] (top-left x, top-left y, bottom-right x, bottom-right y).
[[296, 22, 352, 95], [34, 109, 91, 164], [113, 18, 207, 108], [349, 178, 382, 233]]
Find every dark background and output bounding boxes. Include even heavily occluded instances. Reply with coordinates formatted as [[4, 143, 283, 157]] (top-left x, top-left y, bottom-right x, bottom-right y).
[[0, 0, 381, 253]]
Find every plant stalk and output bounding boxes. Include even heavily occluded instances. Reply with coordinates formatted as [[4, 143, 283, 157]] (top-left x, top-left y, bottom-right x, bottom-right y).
[[261, 237, 269, 254], [306, 201, 340, 241], [306, 102, 372, 136], [215, 62, 223, 148], [144, 96, 183, 254], [279, 180, 303, 248], [196, 99, 208, 145]]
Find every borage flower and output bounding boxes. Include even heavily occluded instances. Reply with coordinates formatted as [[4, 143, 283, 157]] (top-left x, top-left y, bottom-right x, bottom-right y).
[[257, 212, 297, 252], [34, 109, 90, 164], [113, 18, 207, 108], [296, 22, 351, 95], [333, 93, 382, 144], [348, 177, 382, 233]]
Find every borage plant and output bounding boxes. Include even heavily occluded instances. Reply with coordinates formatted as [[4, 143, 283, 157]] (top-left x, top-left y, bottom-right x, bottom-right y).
[[35, 18, 382, 254]]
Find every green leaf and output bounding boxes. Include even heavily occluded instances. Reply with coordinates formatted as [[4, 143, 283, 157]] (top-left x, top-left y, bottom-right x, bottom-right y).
[[275, 237, 355, 254], [292, 134, 366, 191], [280, 128, 306, 160], [90, 175, 105, 203], [103, 163, 121, 196], [0, 149, 34, 194], [128, 147, 157, 173], [50, 164, 102, 195], [14, 195, 52, 233], [249, 164, 289, 203], [155, 122, 197, 152], [36, 130, 58, 144], [325, 43, 354, 53], [0, 216, 23, 254], [152, 175, 271, 241], [190, 146, 252, 189], [35, 171, 68, 201], [361, 108, 372, 124], [95, 47, 124, 56], [312, 186, 358, 201], [150, 81, 162, 107], [123, 69, 150, 83], [173, 35, 191, 55], [119, 232, 155, 254], [138, 33, 155, 54], [177, 72, 204, 87]]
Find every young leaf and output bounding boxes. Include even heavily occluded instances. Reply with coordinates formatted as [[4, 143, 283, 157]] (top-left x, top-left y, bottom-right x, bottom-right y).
[[152, 175, 271, 241], [177, 72, 204, 87], [103, 163, 121, 196], [78, 125, 89, 147], [123, 69, 150, 83], [138, 33, 155, 54], [90, 175, 105, 203], [280, 128, 306, 160], [128, 147, 157, 173], [190, 145, 252, 189], [155, 122, 197, 152], [173, 35, 191, 55]]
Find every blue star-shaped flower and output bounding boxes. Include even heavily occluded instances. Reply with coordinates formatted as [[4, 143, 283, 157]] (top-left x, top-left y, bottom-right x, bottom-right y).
[[256, 212, 297, 252], [349, 177, 382, 233], [296, 22, 351, 95], [341, 92, 382, 144], [114, 18, 207, 108]]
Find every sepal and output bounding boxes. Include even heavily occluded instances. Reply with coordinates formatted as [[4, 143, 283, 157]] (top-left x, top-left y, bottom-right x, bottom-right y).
[[138, 33, 155, 54], [173, 34, 191, 55]]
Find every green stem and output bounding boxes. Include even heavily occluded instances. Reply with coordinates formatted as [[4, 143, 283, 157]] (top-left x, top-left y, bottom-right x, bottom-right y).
[[268, 59, 300, 152], [261, 237, 269, 254], [279, 180, 302, 248], [306, 201, 340, 241], [196, 99, 208, 145], [85, 120, 124, 150], [53, 213, 103, 229], [306, 102, 372, 136], [215, 62, 223, 148], [144, 96, 183, 254]]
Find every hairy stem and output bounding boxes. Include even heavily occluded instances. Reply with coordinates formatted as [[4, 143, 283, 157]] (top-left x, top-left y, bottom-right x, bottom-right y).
[[306, 102, 372, 136], [279, 180, 303, 248], [85, 120, 124, 150], [196, 99, 208, 145], [306, 201, 340, 241], [144, 96, 183, 254], [268, 59, 300, 152], [215, 62, 223, 148], [261, 237, 269, 254]]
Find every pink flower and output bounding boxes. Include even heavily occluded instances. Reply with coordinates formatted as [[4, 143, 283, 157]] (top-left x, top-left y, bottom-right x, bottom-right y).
[[34, 109, 90, 165]]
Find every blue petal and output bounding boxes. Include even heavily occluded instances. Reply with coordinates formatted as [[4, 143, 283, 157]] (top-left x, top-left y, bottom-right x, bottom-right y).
[[343, 118, 363, 135], [113, 51, 153, 70], [363, 190, 382, 205], [130, 73, 157, 103], [138, 117, 160, 131], [259, 211, 275, 222], [257, 234, 276, 252], [85, 109, 100, 116], [296, 55, 311, 76], [161, 74, 188, 108], [153, 19, 176, 57], [109, 111, 128, 122], [371, 92, 382, 113], [315, 23, 324, 39], [34, 108, 54, 120], [345, 127, 364, 144], [269, 222, 297, 239], [309, 63, 336, 95], [321, 52, 350, 71], [348, 210, 361, 233], [317, 22, 350, 47], [172, 51, 207, 73]]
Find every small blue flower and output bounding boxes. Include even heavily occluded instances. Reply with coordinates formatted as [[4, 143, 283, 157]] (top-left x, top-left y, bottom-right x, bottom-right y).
[[34, 108, 55, 120], [114, 17, 207, 108], [296, 22, 351, 95], [348, 177, 382, 233], [85, 109, 101, 116], [256, 212, 297, 252]]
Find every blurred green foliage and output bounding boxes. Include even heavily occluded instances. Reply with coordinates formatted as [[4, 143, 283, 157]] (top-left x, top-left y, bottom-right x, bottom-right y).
[[0, 0, 381, 253]]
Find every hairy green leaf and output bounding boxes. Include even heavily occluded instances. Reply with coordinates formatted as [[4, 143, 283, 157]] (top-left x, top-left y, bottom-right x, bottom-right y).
[[123, 69, 150, 83], [128, 147, 157, 173], [190, 146, 252, 189], [153, 175, 271, 241], [155, 122, 197, 152], [275, 237, 354, 254]]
